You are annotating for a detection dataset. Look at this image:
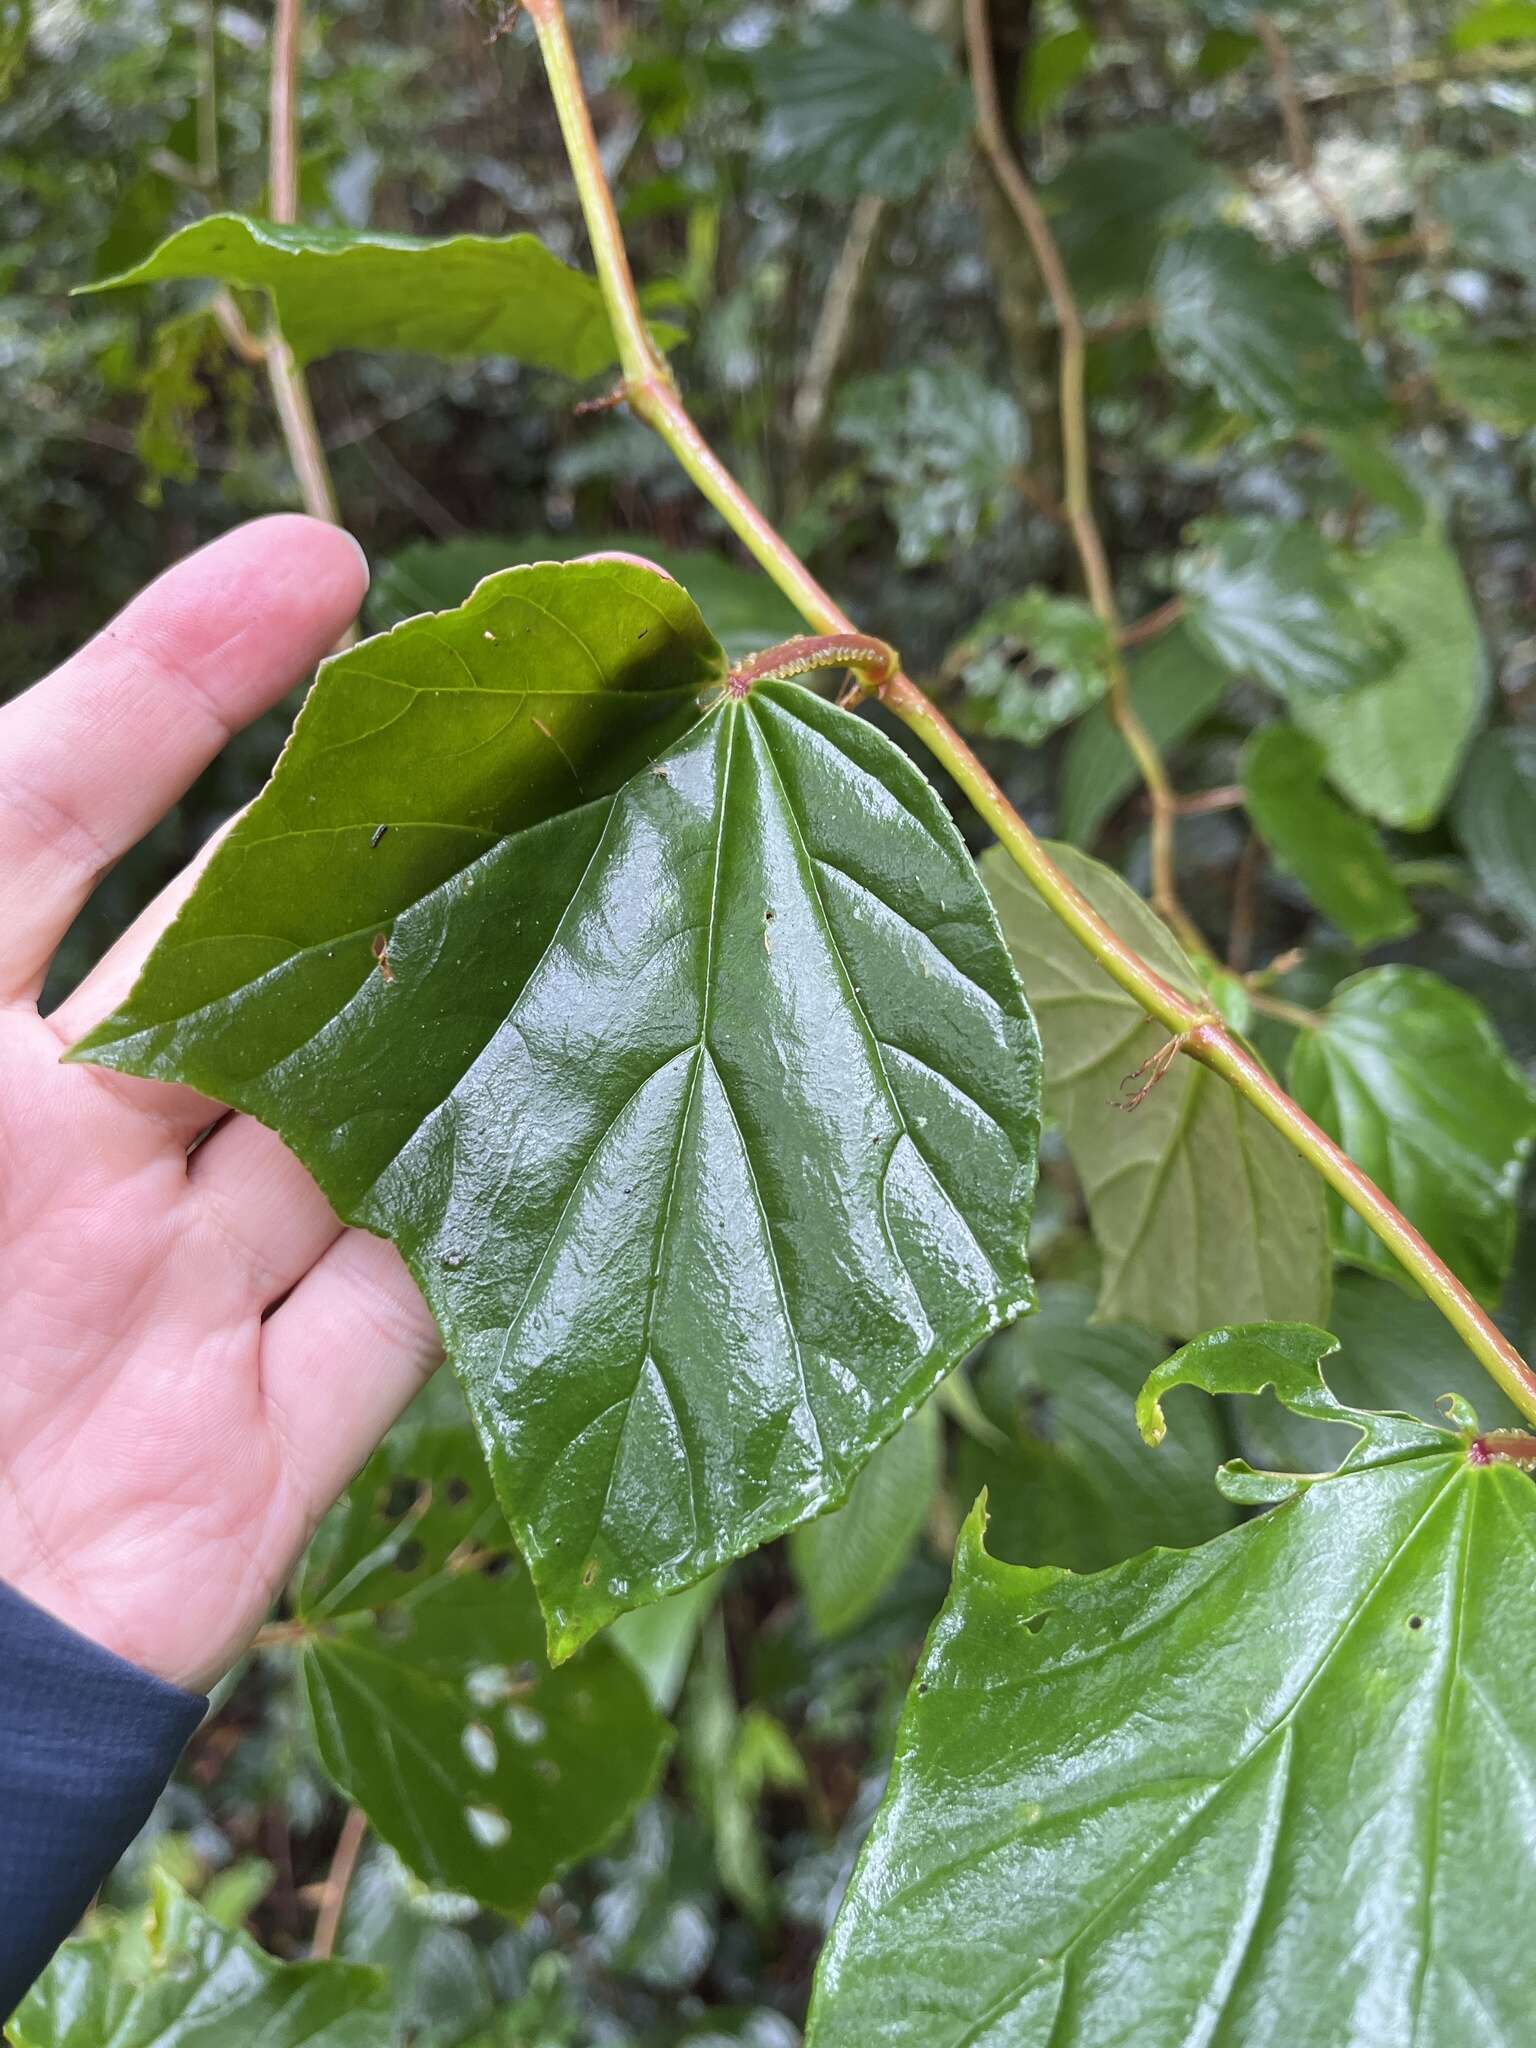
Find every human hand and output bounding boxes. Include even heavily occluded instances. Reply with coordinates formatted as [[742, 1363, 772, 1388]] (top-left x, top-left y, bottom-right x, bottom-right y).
[[0, 517, 442, 1693]]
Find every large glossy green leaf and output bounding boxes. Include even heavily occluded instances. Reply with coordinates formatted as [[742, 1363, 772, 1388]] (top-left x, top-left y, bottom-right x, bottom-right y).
[[7, 1874, 384, 2048], [1058, 623, 1229, 847], [754, 12, 972, 202], [81, 216, 632, 376], [1288, 965, 1536, 1305], [291, 1394, 670, 1914], [1176, 518, 1402, 702], [1241, 724, 1415, 946], [954, 1283, 1236, 1570], [1454, 726, 1536, 941], [946, 592, 1114, 746], [1435, 158, 1536, 283], [1290, 534, 1488, 829], [1152, 225, 1387, 429], [984, 842, 1329, 1335], [790, 1400, 941, 1638], [369, 535, 803, 664], [1043, 128, 1225, 307], [74, 560, 1041, 1658], [809, 1332, 1536, 2047]]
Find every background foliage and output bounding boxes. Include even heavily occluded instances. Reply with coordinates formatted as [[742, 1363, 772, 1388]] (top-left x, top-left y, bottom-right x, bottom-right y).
[[6, 0, 1536, 2038]]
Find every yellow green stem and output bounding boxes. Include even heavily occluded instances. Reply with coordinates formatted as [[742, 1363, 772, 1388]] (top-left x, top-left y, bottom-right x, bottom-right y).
[[523, 0, 1536, 1428]]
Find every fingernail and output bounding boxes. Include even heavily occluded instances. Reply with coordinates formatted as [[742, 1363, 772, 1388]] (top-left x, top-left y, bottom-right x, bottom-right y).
[[340, 527, 371, 594]]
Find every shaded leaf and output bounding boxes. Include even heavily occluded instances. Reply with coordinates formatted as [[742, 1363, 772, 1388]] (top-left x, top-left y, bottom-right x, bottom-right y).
[[837, 366, 1026, 567], [1288, 965, 1536, 1305], [82, 215, 635, 377], [1241, 724, 1415, 946], [810, 1344, 1536, 2048], [1058, 622, 1229, 847], [1291, 534, 1487, 828], [1435, 158, 1536, 283], [955, 1283, 1236, 1570], [292, 1398, 670, 1914], [1176, 517, 1402, 702], [983, 841, 1330, 1335], [610, 1575, 722, 1714], [1153, 224, 1387, 429], [369, 535, 802, 665], [1020, 27, 1094, 120], [1429, 336, 1536, 433], [7, 1873, 384, 2048], [946, 592, 1114, 746], [755, 12, 972, 203], [791, 1400, 941, 1638], [1045, 128, 1225, 306], [1317, 428, 1426, 527], [1454, 726, 1536, 941], [75, 560, 1041, 1658]]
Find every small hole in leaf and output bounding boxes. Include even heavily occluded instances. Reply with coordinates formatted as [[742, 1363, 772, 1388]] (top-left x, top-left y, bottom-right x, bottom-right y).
[[394, 1539, 425, 1575], [466, 1804, 511, 1848], [917, 1683, 929, 1695], [1409, 1615, 1424, 1630], [1023, 1612, 1051, 1635], [445, 1476, 472, 1507], [481, 1551, 513, 1579], [381, 1477, 418, 1521], [581, 1558, 599, 1587]]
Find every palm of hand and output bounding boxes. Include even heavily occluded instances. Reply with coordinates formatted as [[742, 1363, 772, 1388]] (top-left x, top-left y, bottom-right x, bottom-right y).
[[0, 520, 439, 1692]]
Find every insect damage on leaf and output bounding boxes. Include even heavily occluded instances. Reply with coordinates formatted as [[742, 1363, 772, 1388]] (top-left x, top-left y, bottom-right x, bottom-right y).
[[70, 559, 1042, 1660]]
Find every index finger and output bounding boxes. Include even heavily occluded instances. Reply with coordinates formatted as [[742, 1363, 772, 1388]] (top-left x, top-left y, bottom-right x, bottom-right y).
[[0, 514, 368, 1002]]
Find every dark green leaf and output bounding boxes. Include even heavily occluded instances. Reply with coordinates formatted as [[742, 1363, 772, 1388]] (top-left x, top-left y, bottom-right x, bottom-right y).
[[755, 13, 972, 202], [1288, 965, 1536, 1304], [1241, 724, 1415, 945], [8, 1874, 384, 2048], [1454, 727, 1536, 941], [946, 592, 1114, 746], [810, 1339, 1536, 2048], [1045, 129, 1225, 306], [1435, 159, 1536, 283], [791, 1400, 941, 1637], [983, 842, 1330, 1335], [1429, 336, 1536, 433], [81, 215, 634, 376], [293, 1400, 669, 1915], [837, 367, 1026, 567], [368, 536, 803, 665], [1058, 622, 1229, 847], [955, 1283, 1236, 1570], [75, 560, 1041, 1657], [1153, 225, 1388, 429], [1290, 534, 1488, 828], [1176, 518, 1402, 701]]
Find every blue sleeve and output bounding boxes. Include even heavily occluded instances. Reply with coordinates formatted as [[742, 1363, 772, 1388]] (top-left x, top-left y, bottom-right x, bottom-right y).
[[0, 1579, 206, 2016]]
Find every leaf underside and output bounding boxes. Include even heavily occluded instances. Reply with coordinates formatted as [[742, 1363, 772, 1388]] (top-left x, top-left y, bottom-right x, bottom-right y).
[[983, 841, 1329, 1337], [810, 1341, 1536, 2048], [82, 215, 635, 377], [74, 561, 1040, 1657]]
